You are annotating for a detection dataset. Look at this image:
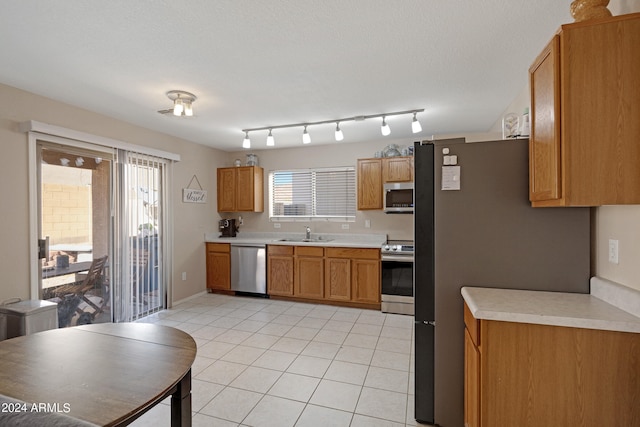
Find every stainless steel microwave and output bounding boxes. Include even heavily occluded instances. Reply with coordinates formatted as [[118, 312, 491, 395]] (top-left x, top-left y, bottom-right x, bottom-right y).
[[383, 182, 414, 213]]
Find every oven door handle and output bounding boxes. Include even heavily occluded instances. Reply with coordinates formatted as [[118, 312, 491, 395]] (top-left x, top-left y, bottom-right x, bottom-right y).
[[381, 255, 414, 262]]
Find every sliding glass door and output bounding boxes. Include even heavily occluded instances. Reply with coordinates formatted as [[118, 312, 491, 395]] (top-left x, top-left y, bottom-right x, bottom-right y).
[[112, 150, 167, 322], [33, 135, 171, 326], [37, 142, 114, 327]]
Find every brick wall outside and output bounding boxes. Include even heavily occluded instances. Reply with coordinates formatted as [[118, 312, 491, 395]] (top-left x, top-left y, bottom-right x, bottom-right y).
[[42, 183, 92, 245]]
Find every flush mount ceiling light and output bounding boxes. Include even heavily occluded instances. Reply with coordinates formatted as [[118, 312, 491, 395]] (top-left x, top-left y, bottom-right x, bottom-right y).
[[241, 109, 423, 148], [158, 90, 197, 117]]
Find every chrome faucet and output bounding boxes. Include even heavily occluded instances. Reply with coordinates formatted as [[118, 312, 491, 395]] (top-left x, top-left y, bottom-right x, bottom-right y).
[[305, 226, 311, 240]]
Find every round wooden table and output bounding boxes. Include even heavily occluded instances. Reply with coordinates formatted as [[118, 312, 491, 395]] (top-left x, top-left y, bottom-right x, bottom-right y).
[[0, 322, 196, 426]]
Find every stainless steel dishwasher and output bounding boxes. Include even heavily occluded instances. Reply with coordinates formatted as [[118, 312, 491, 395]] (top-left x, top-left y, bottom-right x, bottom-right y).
[[230, 243, 267, 295]]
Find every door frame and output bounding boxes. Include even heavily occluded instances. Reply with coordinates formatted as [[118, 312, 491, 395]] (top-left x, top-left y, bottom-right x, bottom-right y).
[[28, 132, 116, 299], [24, 121, 179, 304]]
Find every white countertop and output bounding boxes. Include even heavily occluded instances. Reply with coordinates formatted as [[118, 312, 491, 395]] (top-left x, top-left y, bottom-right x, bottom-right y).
[[461, 280, 640, 334], [204, 231, 387, 249]]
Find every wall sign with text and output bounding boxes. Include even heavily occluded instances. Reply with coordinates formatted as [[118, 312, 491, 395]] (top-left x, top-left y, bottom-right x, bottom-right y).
[[183, 175, 207, 203]]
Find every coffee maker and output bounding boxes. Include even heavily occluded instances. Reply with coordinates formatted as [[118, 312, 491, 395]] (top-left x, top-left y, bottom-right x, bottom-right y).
[[219, 219, 238, 237]]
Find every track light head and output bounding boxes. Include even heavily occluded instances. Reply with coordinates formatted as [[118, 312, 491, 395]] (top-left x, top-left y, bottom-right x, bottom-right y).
[[335, 122, 344, 141], [412, 112, 422, 133], [302, 126, 311, 144], [381, 117, 391, 136], [242, 131, 251, 149], [266, 129, 275, 146]]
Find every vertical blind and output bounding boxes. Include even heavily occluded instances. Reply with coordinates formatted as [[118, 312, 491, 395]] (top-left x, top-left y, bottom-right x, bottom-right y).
[[113, 150, 167, 322], [269, 167, 356, 220]]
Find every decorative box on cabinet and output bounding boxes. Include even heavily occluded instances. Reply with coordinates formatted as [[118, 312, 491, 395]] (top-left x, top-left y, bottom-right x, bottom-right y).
[[217, 166, 264, 212], [529, 13, 640, 207]]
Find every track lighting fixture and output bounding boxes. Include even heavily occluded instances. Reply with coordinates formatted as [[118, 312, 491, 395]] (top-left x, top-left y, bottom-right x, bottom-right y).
[[302, 126, 311, 144], [240, 108, 423, 148], [412, 112, 422, 133], [242, 131, 251, 149], [335, 122, 344, 141], [266, 129, 275, 146], [381, 116, 391, 136], [163, 90, 197, 117]]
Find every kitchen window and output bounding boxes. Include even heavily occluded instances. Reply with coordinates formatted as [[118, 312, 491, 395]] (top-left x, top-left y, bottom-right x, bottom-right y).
[[269, 167, 356, 221]]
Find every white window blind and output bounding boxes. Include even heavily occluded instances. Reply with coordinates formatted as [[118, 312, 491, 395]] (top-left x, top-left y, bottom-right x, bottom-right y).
[[269, 167, 356, 221]]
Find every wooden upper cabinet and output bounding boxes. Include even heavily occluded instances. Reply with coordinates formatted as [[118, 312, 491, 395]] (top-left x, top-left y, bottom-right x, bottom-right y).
[[217, 168, 237, 212], [529, 35, 561, 203], [382, 156, 413, 183], [357, 159, 383, 210], [217, 166, 264, 212], [357, 156, 414, 210], [529, 13, 640, 207]]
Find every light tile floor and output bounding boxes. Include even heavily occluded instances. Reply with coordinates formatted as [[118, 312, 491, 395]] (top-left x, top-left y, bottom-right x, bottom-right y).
[[131, 293, 433, 427]]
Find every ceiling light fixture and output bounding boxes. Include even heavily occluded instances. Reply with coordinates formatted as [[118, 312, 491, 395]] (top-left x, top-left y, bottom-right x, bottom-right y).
[[163, 90, 197, 117], [335, 122, 344, 141], [302, 126, 311, 144], [412, 112, 422, 133], [242, 131, 251, 149], [241, 108, 423, 148], [266, 129, 275, 146], [381, 116, 391, 136]]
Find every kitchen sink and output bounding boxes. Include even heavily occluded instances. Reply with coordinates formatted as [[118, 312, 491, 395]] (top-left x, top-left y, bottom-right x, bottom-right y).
[[275, 237, 333, 243]]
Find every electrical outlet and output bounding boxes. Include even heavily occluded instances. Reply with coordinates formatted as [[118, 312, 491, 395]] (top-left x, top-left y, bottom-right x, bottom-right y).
[[608, 239, 619, 264], [365, 219, 371, 228], [341, 223, 350, 230], [273, 223, 281, 229], [181, 272, 187, 281]]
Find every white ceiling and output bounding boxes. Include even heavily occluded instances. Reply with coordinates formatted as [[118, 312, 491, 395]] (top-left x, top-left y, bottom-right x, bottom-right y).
[[0, 1, 573, 152]]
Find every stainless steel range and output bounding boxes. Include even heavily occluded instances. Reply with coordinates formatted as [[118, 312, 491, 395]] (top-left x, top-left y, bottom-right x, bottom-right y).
[[381, 240, 414, 315]]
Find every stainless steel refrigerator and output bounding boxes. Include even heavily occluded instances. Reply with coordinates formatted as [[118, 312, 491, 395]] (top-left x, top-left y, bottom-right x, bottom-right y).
[[413, 138, 591, 426]]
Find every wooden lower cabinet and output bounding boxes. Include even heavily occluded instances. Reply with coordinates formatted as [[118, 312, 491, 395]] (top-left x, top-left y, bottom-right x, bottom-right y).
[[267, 245, 294, 296], [325, 247, 380, 307], [206, 243, 231, 291], [325, 258, 351, 301], [463, 302, 640, 427], [294, 247, 324, 299], [267, 245, 380, 309], [351, 258, 380, 303]]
